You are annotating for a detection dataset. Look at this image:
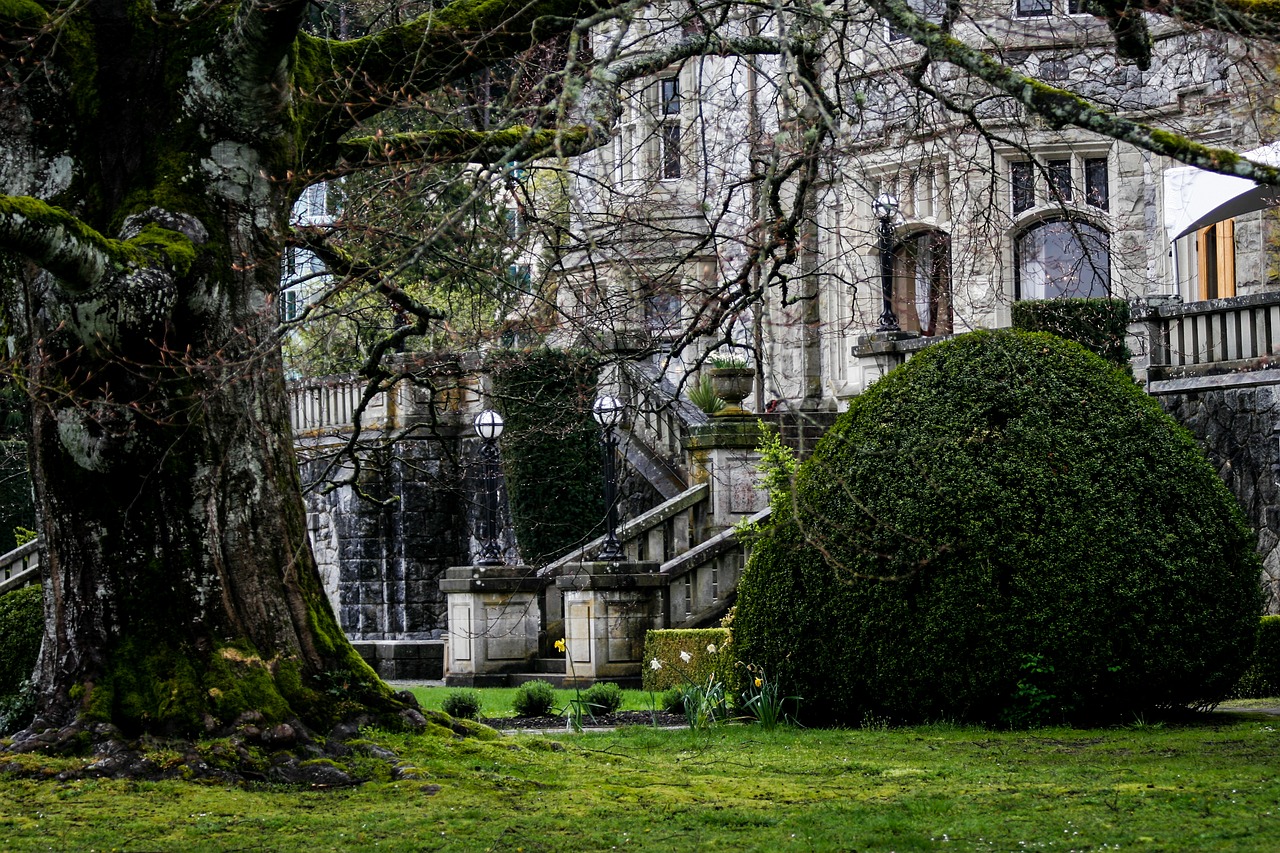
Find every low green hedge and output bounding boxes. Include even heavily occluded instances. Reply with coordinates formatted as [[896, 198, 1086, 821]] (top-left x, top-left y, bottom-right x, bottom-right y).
[[642, 628, 731, 692], [1011, 298, 1131, 367], [1234, 616, 1280, 698]]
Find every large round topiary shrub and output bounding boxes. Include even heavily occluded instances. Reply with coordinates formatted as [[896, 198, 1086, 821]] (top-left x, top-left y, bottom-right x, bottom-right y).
[[734, 329, 1263, 726]]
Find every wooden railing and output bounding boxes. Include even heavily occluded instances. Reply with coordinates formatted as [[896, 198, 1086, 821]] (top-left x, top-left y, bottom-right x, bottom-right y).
[[0, 539, 40, 596]]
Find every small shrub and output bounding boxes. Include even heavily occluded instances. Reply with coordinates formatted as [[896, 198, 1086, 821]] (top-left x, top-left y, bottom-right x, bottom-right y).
[[687, 375, 725, 414], [581, 682, 623, 714], [659, 688, 684, 715], [1234, 616, 1280, 698], [512, 680, 557, 717], [441, 689, 483, 720]]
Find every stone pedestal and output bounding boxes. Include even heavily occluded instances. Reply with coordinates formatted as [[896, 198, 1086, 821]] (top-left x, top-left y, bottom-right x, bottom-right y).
[[684, 419, 768, 533], [852, 330, 921, 388], [556, 561, 664, 684], [441, 565, 546, 686]]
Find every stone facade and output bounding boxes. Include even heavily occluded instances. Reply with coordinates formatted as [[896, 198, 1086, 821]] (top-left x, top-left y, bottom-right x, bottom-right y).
[[1153, 381, 1280, 613]]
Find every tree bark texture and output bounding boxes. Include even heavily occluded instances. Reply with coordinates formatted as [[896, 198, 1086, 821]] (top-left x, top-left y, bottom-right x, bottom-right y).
[[0, 0, 599, 737]]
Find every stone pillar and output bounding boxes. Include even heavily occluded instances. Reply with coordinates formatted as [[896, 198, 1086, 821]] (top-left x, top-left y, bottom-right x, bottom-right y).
[[684, 418, 768, 534], [441, 565, 546, 686], [556, 561, 664, 684], [852, 329, 920, 390]]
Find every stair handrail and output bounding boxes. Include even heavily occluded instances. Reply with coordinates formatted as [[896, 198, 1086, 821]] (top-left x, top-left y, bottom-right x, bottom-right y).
[[538, 482, 710, 578], [0, 538, 42, 596], [660, 505, 771, 579]]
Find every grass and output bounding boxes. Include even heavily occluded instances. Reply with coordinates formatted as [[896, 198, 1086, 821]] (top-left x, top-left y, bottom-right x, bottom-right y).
[[407, 685, 659, 717], [3, 709, 1280, 851]]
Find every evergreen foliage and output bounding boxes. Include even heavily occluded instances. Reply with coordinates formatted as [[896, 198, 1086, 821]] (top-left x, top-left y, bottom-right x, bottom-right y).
[[511, 680, 557, 717], [487, 348, 604, 566], [733, 329, 1262, 726], [0, 585, 42, 734], [1233, 616, 1280, 699], [1011, 298, 1131, 367], [581, 681, 624, 714], [441, 689, 484, 720], [641, 628, 732, 691]]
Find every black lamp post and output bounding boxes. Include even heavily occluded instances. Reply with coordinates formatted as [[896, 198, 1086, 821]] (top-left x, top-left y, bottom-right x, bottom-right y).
[[473, 409, 505, 566], [874, 191, 901, 332], [592, 394, 626, 562]]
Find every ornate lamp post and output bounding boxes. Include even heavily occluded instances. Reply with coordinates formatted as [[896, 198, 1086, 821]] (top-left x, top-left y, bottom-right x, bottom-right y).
[[592, 394, 626, 562], [874, 191, 901, 332], [473, 409, 505, 566]]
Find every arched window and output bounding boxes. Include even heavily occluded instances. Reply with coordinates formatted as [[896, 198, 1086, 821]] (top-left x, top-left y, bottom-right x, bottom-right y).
[[893, 230, 952, 336], [1015, 218, 1110, 300]]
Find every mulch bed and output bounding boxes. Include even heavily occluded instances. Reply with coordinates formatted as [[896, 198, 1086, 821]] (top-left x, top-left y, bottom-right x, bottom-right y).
[[479, 710, 687, 730]]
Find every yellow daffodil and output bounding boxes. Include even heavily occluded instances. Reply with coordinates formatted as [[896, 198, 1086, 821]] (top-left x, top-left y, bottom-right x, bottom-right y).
[[555, 638, 567, 653], [755, 677, 763, 688]]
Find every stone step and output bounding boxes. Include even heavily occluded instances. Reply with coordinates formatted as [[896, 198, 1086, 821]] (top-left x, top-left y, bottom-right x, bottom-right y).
[[534, 657, 566, 674]]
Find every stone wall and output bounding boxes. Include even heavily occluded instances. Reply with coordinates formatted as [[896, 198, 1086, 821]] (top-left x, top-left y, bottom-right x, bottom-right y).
[[1153, 384, 1280, 613], [303, 428, 471, 641]]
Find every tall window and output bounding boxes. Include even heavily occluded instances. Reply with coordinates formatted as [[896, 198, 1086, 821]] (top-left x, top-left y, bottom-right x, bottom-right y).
[[893, 230, 953, 336], [1015, 219, 1111, 299], [1011, 161, 1035, 213], [1197, 219, 1236, 300], [1010, 154, 1109, 215], [658, 78, 682, 180]]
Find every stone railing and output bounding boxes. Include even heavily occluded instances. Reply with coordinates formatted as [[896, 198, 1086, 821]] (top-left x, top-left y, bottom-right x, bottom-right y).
[[615, 359, 708, 488], [539, 483, 710, 577], [288, 352, 482, 438], [289, 374, 387, 435], [1131, 293, 1280, 392], [0, 539, 41, 596], [659, 505, 769, 628]]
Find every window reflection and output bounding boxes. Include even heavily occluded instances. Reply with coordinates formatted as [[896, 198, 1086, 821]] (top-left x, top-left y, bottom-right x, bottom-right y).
[[1015, 219, 1110, 300]]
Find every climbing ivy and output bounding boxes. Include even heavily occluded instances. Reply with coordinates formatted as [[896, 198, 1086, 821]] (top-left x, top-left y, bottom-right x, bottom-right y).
[[487, 348, 604, 566]]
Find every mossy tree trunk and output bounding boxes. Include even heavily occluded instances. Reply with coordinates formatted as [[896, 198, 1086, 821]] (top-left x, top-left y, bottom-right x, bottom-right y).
[[0, 0, 606, 738]]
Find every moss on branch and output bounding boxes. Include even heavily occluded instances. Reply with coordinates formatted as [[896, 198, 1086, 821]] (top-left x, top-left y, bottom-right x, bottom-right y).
[[338, 126, 593, 168], [871, 0, 1280, 186], [293, 0, 604, 130], [0, 196, 200, 290]]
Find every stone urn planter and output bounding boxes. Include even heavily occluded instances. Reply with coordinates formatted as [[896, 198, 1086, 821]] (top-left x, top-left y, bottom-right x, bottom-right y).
[[709, 367, 755, 416]]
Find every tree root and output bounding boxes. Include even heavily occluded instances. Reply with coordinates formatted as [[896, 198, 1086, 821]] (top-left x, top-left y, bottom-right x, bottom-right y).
[[0, 691, 490, 785]]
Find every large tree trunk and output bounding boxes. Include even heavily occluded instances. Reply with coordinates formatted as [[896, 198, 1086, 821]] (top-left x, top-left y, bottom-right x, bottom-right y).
[[0, 0, 400, 740]]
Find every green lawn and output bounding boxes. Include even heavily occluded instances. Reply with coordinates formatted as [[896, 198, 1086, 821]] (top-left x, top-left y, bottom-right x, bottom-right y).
[[407, 685, 658, 717], [3, 711, 1280, 851]]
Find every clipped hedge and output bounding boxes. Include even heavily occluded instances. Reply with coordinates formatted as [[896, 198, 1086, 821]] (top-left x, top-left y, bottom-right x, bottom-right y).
[[1011, 297, 1130, 367], [642, 628, 732, 692], [0, 584, 41, 734], [487, 348, 604, 566], [733, 329, 1262, 726], [1233, 616, 1280, 699]]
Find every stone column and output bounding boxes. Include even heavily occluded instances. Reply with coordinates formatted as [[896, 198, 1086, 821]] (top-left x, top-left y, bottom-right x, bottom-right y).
[[556, 561, 664, 684], [684, 418, 768, 534], [441, 565, 546, 686]]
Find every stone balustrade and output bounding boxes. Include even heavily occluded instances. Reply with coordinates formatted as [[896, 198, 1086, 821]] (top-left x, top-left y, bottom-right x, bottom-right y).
[[0, 540, 40, 596]]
